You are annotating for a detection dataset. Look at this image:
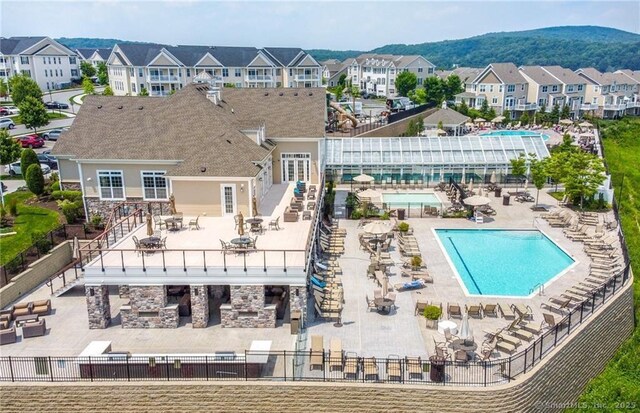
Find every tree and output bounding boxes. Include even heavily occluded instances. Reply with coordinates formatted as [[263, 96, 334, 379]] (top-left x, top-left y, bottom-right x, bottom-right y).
[[529, 158, 547, 206], [82, 78, 95, 95], [444, 74, 463, 101], [9, 74, 42, 106], [0, 130, 22, 165], [536, 103, 547, 125], [563, 151, 606, 208], [0, 79, 8, 101], [479, 99, 490, 118], [25, 164, 45, 196], [561, 104, 571, 120], [395, 71, 418, 97], [545, 150, 570, 192], [20, 148, 39, 175], [405, 119, 418, 136], [520, 111, 530, 126], [503, 110, 511, 124], [487, 107, 497, 121], [337, 73, 347, 89], [423, 76, 444, 105], [97, 62, 109, 85], [509, 153, 527, 187], [457, 99, 469, 115], [349, 85, 360, 113], [102, 86, 114, 96], [18, 96, 49, 133], [139, 87, 149, 97], [408, 88, 427, 105], [80, 61, 96, 78], [550, 103, 560, 124]]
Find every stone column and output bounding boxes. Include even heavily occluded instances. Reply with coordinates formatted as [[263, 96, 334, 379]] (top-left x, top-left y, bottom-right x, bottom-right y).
[[289, 285, 308, 319], [220, 285, 275, 328], [121, 285, 178, 329], [118, 285, 130, 298], [86, 285, 111, 329], [190, 285, 209, 328]]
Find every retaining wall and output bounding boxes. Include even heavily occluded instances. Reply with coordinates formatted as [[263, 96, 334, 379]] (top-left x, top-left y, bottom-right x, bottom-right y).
[[0, 280, 633, 412]]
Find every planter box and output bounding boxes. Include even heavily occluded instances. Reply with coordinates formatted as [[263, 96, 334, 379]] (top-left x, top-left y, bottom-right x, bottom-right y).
[[425, 318, 438, 329]]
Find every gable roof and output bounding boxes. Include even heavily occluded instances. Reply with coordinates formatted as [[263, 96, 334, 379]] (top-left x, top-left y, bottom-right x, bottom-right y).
[[423, 107, 470, 126], [519, 66, 560, 86], [263, 47, 304, 66], [541, 66, 585, 85], [576, 67, 606, 85], [484, 63, 527, 84], [616, 69, 640, 83], [0, 36, 46, 54], [76, 48, 112, 60]]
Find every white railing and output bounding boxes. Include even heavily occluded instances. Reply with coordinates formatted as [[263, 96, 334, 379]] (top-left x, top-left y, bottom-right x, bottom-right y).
[[580, 103, 598, 111], [148, 74, 180, 82], [604, 103, 627, 110], [150, 90, 170, 97], [246, 75, 272, 81], [514, 103, 538, 111], [295, 74, 319, 81]]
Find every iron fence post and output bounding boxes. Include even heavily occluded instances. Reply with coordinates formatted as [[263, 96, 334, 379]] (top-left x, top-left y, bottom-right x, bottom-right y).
[[284, 350, 287, 381], [89, 356, 94, 382], [9, 356, 14, 382], [126, 356, 130, 381]]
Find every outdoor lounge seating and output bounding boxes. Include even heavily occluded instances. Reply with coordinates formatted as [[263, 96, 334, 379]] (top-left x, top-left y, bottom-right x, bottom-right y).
[[329, 338, 343, 372], [31, 299, 51, 316], [447, 303, 462, 319], [310, 335, 324, 370], [12, 302, 32, 317], [466, 304, 483, 318], [387, 355, 402, 381], [512, 304, 533, 320], [343, 352, 359, 379], [22, 318, 46, 338], [283, 207, 299, 222], [498, 303, 516, 319], [482, 303, 498, 317], [406, 357, 423, 379], [0, 326, 17, 345], [363, 357, 379, 381], [188, 216, 200, 230]]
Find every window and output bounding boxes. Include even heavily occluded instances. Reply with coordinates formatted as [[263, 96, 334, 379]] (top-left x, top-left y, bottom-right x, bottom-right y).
[[479, 85, 486, 92], [142, 172, 167, 200], [542, 86, 548, 93], [235, 68, 241, 77], [55, 69, 59, 77], [489, 85, 493, 92], [418, 67, 423, 73], [129, 68, 134, 76], [98, 171, 125, 200], [428, 67, 434, 74], [140, 83, 144, 91], [492, 97, 498, 104], [222, 68, 228, 77], [235, 82, 242, 87], [46, 82, 49, 90], [186, 68, 190, 77], [131, 83, 136, 92], [43, 57, 47, 64], [289, 68, 293, 76], [417, 78, 423, 85], [69, 57, 76, 65], [499, 85, 503, 92], [45, 70, 48, 78], [552, 85, 558, 92], [20, 56, 29, 64], [21, 70, 31, 77], [48, 57, 52, 64], [566, 85, 574, 92], [507, 85, 515, 92], [60, 70, 63, 77], [71, 69, 78, 77], [578, 84, 583, 91]]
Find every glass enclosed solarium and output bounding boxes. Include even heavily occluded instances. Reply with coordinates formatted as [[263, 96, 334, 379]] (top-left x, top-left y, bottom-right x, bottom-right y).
[[325, 134, 550, 185]]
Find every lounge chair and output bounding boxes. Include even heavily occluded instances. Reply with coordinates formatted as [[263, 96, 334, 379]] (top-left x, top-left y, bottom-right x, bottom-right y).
[[365, 294, 377, 312], [414, 299, 428, 316], [448, 303, 462, 319], [466, 304, 483, 318], [406, 357, 423, 379], [507, 323, 534, 341], [343, 352, 359, 379], [518, 319, 546, 335], [498, 303, 516, 319], [495, 338, 518, 354], [482, 303, 498, 317], [387, 355, 402, 382], [309, 335, 324, 370], [363, 358, 379, 381], [22, 318, 46, 338], [511, 303, 533, 320], [543, 312, 567, 328], [329, 338, 343, 372]]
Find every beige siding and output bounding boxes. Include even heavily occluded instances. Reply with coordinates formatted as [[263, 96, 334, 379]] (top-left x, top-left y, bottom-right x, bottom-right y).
[[58, 159, 79, 182], [80, 163, 175, 199], [272, 140, 320, 184], [479, 71, 500, 84], [171, 179, 251, 217]]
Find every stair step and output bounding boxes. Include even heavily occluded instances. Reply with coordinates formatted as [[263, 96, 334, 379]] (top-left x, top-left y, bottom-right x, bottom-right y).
[[53, 277, 85, 297]]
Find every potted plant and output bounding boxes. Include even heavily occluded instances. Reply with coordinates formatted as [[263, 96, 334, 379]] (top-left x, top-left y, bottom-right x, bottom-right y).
[[91, 214, 104, 230], [397, 222, 410, 233], [411, 255, 422, 271], [423, 305, 442, 329]]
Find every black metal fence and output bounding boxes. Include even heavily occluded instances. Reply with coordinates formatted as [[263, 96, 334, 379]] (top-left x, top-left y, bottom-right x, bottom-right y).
[[0, 264, 630, 385], [387, 103, 435, 124]]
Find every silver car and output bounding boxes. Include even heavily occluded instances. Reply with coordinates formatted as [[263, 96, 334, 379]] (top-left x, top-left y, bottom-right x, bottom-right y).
[[0, 118, 15, 130], [7, 162, 51, 176]]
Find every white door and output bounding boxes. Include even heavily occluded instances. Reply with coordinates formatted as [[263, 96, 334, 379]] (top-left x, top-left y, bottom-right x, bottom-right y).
[[281, 154, 310, 182], [220, 184, 236, 216]]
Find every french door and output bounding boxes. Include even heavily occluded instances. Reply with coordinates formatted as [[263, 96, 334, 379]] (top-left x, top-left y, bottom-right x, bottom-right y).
[[281, 153, 310, 182], [220, 184, 236, 216]]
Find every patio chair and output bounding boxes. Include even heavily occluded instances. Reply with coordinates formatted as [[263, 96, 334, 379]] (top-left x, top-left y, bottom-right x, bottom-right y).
[[329, 338, 343, 372], [454, 350, 469, 365], [466, 304, 483, 318], [387, 355, 402, 382], [518, 319, 546, 335], [414, 299, 428, 316], [543, 312, 567, 328], [374, 289, 383, 300], [365, 294, 376, 312], [188, 216, 200, 230], [432, 336, 447, 351], [444, 327, 459, 344], [132, 236, 143, 255], [249, 236, 258, 250], [435, 345, 451, 361], [498, 303, 516, 319], [363, 357, 379, 381], [343, 352, 359, 379], [309, 335, 324, 371], [153, 215, 166, 230], [511, 304, 533, 320], [479, 347, 493, 361], [482, 303, 498, 317], [406, 357, 423, 379], [447, 303, 462, 319], [160, 237, 167, 249]]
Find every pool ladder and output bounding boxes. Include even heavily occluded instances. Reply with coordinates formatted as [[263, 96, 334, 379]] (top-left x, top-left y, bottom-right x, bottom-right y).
[[530, 283, 545, 296]]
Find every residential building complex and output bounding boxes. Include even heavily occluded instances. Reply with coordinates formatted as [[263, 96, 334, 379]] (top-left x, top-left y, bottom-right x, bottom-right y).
[[106, 43, 322, 96], [576, 67, 640, 118], [75, 48, 112, 68], [0, 36, 80, 90]]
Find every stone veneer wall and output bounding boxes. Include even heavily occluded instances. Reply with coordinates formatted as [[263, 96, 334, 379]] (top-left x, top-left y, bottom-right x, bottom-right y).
[[85, 198, 169, 220], [190, 285, 209, 328], [120, 285, 179, 329], [289, 286, 308, 319], [0, 282, 634, 412], [85, 285, 111, 329], [220, 285, 276, 328]]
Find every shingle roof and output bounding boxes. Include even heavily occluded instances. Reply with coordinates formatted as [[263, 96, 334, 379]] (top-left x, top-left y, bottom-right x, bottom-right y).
[[76, 48, 112, 60], [116, 43, 166, 66], [263, 47, 304, 66], [52, 85, 273, 177], [520, 66, 560, 86], [0, 36, 46, 54], [616, 69, 640, 83], [541, 66, 584, 85], [485, 63, 527, 84], [423, 107, 470, 126], [577, 68, 606, 85]]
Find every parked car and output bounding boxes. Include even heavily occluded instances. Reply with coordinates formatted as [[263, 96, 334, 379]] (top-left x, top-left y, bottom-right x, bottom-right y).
[[42, 128, 65, 140], [7, 162, 51, 176], [45, 101, 69, 110], [3, 106, 19, 115], [0, 118, 15, 129], [16, 134, 45, 148], [37, 153, 58, 169]]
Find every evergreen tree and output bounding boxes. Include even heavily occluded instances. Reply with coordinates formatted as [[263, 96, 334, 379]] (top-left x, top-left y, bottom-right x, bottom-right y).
[[457, 99, 469, 115], [25, 164, 45, 196], [479, 99, 490, 118], [561, 104, 571, 120], [82, 78, 95, 95], [20, 148, 39, 175], [80, 61, 96, 78], [102, 86, 114, 96], [520, 112, 530, 126], [0, 130, 22, 165], [97, 62, 109, 85], [550, 103, 560, 124], [139, 88, 149, 96], [395, 71, 418, 97], [423, 76, 444, 105]]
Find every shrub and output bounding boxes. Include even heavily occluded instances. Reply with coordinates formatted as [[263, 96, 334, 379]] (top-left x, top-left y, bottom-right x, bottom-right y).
[[350, 209, 363, 219], [411, 255, 422, 268], [50, 180, 61, 191], [49, 171, 59, 182], [380, 211, 390, 220], [91, 214, 103, 226], [423, 305, 442, 320], [0, 205, 6, 225], [58, 199, 82, 224], [25, 163, 45, 195], [20, 149, 39, 176], [397, 222, 410, 232], [51, 190, 82, 202], [7, 198, 18, 216], [31, 231, 52, 255]]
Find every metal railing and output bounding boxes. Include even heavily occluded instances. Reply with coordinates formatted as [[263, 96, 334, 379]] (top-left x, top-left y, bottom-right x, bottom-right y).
[[148, 75, 179, 82], [246, 75, 272, 81], [0, 264, 630, 384]]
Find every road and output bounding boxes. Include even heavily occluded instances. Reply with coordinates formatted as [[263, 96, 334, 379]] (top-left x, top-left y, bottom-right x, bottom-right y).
[[9, 117, 75, 137]]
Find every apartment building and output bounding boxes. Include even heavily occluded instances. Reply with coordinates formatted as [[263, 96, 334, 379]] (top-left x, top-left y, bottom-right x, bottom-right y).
[[576, 68, 640, 118], [455, 63, 531, 117], [540, 66, 587, 119], [75, 48, 112, 68], [519, 66, 561, 112], [616, 70, 640, 115], [435, 67, 483, 91], [0, 36, 80, 91], [107, 43, 322, 96]]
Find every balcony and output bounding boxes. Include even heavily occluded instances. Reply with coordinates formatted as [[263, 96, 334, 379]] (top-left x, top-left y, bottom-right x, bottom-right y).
[[149, 90, 170, 97], [245, 75, 273, 82], [624, 101, 640, 108], [603, 103, 627, 111], [148, 74, 180, 82], [580, 103, 598, 111], [80, 183, 316, 286], [514, 103, 538, 111], [294, 74, 320, 82]]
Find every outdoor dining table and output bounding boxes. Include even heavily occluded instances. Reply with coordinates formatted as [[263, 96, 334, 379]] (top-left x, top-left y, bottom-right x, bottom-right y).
[[451, 339, 478, 360], [373, 297, 394, 314], [246, 218, 263, 233], [230, 237, 252, 251], [139, 236, 161, 248], [15, 314, 39, 327], [164, 217, 183, 231]]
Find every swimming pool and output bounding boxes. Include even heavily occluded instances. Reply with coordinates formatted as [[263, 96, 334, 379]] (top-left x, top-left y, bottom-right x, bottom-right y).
[[434, 229, 575, 297], [382, 193, 441, 207], [481, 130, 550, 141]]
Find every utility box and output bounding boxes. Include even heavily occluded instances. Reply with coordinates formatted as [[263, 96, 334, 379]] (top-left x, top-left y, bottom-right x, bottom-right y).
[[290, 311, 302, 334]]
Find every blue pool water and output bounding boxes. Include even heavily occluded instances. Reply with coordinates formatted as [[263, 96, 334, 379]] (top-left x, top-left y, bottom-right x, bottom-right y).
[[383, 193, 440, 207], [435, 229, 574, 296], [481, 130, 550, 141]]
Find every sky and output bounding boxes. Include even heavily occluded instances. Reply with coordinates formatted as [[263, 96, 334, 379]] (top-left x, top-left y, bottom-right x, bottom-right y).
[[1, 0, 639, 50]]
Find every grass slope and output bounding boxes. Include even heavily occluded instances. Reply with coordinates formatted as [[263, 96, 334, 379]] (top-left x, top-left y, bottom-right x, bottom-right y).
[[0, 191, 60, 265], [570, 118, 640, 410]]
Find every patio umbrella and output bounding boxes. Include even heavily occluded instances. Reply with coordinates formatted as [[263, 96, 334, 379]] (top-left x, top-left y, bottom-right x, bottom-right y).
[[468, 178, 474, 192], [559, 119, 573, 125], [491, 115, 505, 123], [478, 187, 484, 197], [579, 121, 593, 128], [460, 175, 466, 186], [435, 128, 447, 136], [237, 211, 245, 237], [363, 221, 391, 236], [357, 188, 382, 200], [169, 194, 177, 215], [252, 196, 259, 217], [72, 236, 80, 260], [474, 117, 486, 123], [463, 195, 491, 206], [489, 171, 497, 184], [465, 122, 474, 127], [523, 179, 529, 192], [459, 313, 473, 342], [353, 173, 374, 184], [146, 213, 154, 236], [382, 277, 388, 297]]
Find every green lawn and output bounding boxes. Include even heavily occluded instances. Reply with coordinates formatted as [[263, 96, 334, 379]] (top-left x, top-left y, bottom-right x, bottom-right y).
[[11, 112, 69, 124], [0, 191, 60, 265], [570, 117, 640, 410]]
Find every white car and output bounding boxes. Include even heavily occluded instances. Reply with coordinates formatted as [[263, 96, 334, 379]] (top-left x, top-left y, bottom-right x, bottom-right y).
[[7, 162, 51, 176], [0, 118, 15, 130], [4, 106, 19, 115]]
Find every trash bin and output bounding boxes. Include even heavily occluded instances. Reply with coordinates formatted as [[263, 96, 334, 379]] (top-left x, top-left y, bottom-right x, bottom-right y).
[[397, 208, 406, 220], [503, 194, 511, 206], [429, 356, 445, 383], [290, 310, 301, 334], [494, 187, 502, 197]]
